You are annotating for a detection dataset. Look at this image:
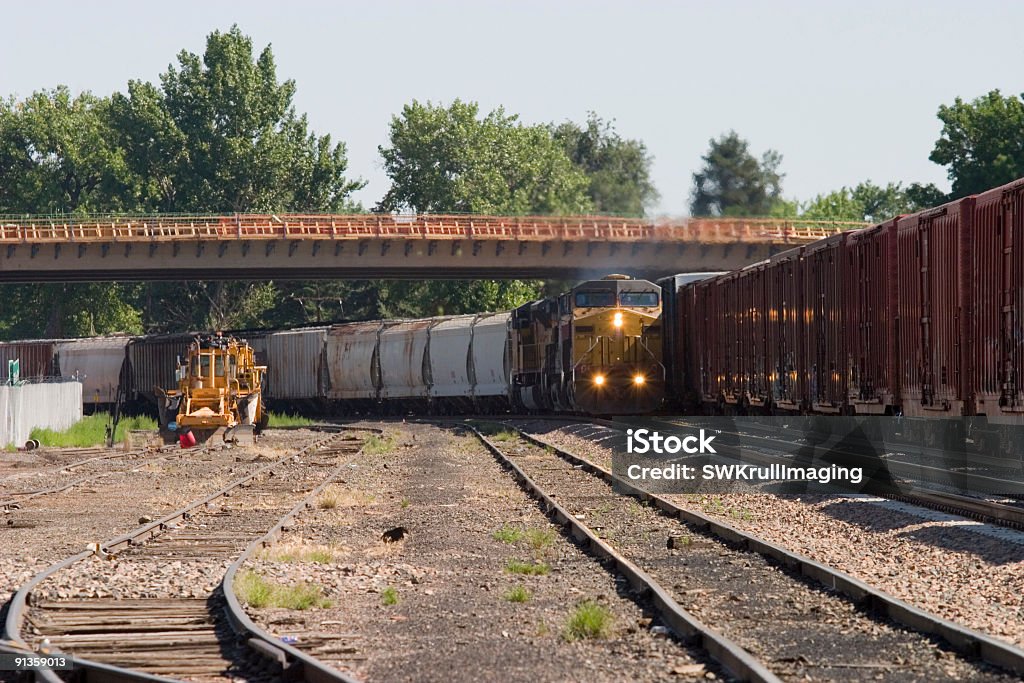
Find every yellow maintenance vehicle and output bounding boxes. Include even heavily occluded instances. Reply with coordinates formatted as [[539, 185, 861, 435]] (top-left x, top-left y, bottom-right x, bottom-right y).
[[157, 334, 268, 445]]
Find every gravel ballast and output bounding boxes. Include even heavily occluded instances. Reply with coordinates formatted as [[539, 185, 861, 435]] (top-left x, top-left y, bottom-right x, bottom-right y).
[[522, 421, 1024, 651], [241, 422, 717, 682], [511, 420, 1019, 682]]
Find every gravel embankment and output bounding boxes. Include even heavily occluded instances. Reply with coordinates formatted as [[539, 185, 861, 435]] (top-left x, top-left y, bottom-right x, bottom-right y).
[[1, 430, 323, 630], [241, 422, 717, 683], [502, 423, 1018, 682], [522, 421, 1024, 650]]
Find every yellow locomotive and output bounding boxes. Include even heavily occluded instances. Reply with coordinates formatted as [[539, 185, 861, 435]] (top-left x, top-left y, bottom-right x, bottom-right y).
[[511, 275, 664, 414], [158, 334, 267, 444]]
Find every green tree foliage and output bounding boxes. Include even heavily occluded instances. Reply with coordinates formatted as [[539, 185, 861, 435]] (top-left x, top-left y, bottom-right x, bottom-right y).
[[378, 100, 592, 214], [930, 89, 1024, 199], [690, 131, 784, 217], [0, 87, 133, 215], [112, 25, 363, 213], [0, 27, 366, 340], [550, 113, 659, 216], [0, 283, 143, 339], [801, 180, 947, 223]]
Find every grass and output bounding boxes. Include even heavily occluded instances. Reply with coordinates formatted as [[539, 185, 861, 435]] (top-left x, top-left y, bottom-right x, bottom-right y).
[[362, 434, 395, 454], [259, 543, 338, 564], [235, 570, 274, 608], [504, 559, 551, 576], [317, 491, 339, 510], [30, 412, 158, 448], [490, 430, 517, 442], [380, 586, 399, 606], [493, 524, 524, 544], [234, 570, 331, 610], [504, 585, 532, 603], [524, 528, 556, 553], [563, 601, 613, 641], [266, 411, 314, 428]]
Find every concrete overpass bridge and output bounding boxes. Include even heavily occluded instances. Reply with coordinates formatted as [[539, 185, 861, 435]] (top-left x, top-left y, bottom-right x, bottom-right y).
[[0, 214, 863, 282]]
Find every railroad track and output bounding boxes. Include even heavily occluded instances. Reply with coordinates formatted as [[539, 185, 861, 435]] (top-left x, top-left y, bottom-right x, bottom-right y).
[[2, 429, 370, 683], [473, 420, 1024, 682], [0, 445, 180, 511], [639, 416, 1024, 531]]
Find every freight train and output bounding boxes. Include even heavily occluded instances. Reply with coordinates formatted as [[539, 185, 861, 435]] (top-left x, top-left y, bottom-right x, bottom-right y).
[[661, 176, 1022, 427], [0, 275, 666, 419], [0, 176, 1019, 431]]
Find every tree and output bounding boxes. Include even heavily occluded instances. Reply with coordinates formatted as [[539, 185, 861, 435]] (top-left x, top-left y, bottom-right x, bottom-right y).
[[551, 113, 659, 216], [111, 25, 364, 214], [690, 131, 784, 217], [0, 87, 134, 215], [0, 27, 368, 338], [378, 100, 592, 214], [111, 26, 366, 332], [802, 180, 948, 223], [930, 89, 1024, 198]]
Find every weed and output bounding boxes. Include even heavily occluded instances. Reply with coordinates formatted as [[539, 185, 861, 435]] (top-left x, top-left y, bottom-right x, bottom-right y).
[[400, 498, 410, 509], [266, 412, 314, 428], [536, 620, 551, 637], [31, 413, 157, 448], [490, 430, 517, 442], [274, 583, 332, 610], [504, 585, 531, 603], [259, 542, 338, 564], [318, 492, 338, 510], [524, 528, 555, 553], [504, 559, 551, 576], [563, 601, 613, 641], [493, 525, 524, 544], [235, 570, 273, 608], [234, 570, 331, 610], [381, 586, 399, 606], [731, 508, 754, 522], [363, 434, 395, 454]]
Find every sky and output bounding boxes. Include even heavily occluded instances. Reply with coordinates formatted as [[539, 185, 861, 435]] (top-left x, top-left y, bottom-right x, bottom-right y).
[[2, 1, 1022, 216]]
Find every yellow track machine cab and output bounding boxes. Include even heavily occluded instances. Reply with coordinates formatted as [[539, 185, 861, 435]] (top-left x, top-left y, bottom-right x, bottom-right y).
[[158, 334, 268, 444]]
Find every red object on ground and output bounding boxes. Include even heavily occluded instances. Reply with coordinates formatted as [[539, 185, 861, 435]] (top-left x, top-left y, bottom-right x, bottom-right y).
[[179, 430, 196, 448]]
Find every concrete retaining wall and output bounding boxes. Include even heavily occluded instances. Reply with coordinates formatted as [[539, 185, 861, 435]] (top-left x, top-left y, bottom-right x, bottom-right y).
[[0, 381, 83, 447]]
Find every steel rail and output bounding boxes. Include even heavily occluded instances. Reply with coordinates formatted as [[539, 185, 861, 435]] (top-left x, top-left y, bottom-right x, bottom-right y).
[[0, 445, 186, 511], [466, 424, 781, 683], [507, 422, 1024, 676], [2, 431, 345, 682], [643, 416, 1024, 529], [221, 439, 373, 683]]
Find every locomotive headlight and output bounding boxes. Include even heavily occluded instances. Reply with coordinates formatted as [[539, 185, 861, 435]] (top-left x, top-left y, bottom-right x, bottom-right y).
[[593, 374, 606, 386], [613, 312, 623, 328], [633, 374, 645, 385]]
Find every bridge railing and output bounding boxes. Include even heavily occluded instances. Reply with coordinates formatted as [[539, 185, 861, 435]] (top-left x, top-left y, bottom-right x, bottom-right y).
[[0, 214, 866, 244]]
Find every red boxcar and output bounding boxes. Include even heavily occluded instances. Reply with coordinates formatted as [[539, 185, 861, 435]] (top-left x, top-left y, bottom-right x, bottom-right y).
[[738, 260, 770, 410], [846, 220, 899, 414], [895, 198, 974, 418], [0, 340, 59, 380], [970, 179, 1024, 419], [689, 274, 728, 407], [764, 246, 804, 412], [800, 232, 851, 413]]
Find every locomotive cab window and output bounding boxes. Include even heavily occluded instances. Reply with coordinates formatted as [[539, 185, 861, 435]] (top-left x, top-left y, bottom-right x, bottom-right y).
[[620, 291, 659, 307], [575, 291, 616, 307]]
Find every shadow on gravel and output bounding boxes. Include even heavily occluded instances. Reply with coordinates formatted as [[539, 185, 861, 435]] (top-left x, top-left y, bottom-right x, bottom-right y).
[[897, 525, 1024, 566], [815, 499, 920, 533]]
